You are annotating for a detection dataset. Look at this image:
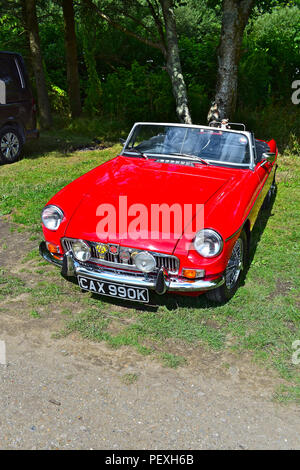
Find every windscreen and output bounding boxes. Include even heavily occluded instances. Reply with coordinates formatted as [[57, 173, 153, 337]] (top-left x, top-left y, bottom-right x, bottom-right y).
[[124, 124, 251, 166]]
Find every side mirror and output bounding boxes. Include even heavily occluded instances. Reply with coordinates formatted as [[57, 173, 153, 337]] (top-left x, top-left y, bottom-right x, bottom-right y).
[[119, 138, 125, 145], [262, 152, 276, 163], [258, 152, 276, 168]]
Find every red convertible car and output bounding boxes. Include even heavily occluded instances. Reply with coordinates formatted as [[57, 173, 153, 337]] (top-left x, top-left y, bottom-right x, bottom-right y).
[[39, 122, 277, 304]]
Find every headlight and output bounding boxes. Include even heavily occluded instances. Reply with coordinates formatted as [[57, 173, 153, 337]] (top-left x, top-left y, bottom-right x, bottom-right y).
[[41, 205, 64, 231], [72, 240, 91, 262], [134, 251, 156, 273], [194, 229, 223, 258]]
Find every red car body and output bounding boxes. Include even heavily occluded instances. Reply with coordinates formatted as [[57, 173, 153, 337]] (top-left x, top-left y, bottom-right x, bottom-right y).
[[40, 122, 278, 304]]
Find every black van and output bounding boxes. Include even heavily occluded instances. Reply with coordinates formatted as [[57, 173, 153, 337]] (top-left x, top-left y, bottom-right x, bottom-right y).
[[0, 51, 38, 164]]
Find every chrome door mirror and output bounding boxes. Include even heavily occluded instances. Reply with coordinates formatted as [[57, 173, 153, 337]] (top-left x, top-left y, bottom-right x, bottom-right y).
[[258, 152, 276, 168], [262, 152, 276, 163]]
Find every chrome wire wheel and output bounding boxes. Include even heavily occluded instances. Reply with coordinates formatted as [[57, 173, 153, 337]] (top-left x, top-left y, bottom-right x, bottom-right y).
[[225, 238, 243, 289], [1, 131, 20, 161], [206, 230, 247, 304]]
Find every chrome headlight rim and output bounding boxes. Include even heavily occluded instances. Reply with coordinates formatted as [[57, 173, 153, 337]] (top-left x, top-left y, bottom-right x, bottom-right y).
[[41, 205, 64, 231], [194, 228, 223, 258], [72, 239, 92, 262], [134, 251, 156, 273]]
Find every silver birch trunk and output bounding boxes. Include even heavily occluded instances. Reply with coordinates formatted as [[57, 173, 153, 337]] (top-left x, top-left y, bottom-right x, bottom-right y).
[[160, 0, 192, 124], [215, 0, 254, 119]]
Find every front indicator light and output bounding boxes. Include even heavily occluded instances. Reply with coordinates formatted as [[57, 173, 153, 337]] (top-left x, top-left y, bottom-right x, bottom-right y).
[[46, 242, 60, 254], [182, 269, 205, 279]]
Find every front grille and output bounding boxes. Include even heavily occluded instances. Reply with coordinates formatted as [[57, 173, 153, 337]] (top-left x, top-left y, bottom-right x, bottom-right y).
[[61, 238, 179, 274]]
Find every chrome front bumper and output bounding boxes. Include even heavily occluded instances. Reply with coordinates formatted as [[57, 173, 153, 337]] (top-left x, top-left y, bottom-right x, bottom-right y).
[[39, 242, 224, 294]]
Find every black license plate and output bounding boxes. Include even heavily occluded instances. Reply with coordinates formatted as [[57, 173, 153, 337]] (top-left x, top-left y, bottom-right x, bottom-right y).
[[78, 276, 149, 303]]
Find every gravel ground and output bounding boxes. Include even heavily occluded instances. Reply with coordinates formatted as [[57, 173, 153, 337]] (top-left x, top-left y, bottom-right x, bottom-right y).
[[0, 219, 300, 450], [1, 328, 300, 450]]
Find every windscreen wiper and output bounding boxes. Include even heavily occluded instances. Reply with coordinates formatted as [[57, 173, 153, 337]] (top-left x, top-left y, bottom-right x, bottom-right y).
[[123, 147, 148, 160], [168, 153, 210, 165]]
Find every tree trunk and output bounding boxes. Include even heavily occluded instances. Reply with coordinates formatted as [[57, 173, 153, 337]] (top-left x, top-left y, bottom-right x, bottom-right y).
[[62, 0, 82, 118], [23, 0, 52, 128], [160, 0, 192, 124], [215, 0, 254, 120]]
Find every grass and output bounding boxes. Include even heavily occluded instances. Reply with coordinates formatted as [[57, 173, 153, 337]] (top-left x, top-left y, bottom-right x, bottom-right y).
[[0, 119, 299, 392], [0, 268, 29, 300], [160, 352, 187, 368], [121, 373, 139, 385]]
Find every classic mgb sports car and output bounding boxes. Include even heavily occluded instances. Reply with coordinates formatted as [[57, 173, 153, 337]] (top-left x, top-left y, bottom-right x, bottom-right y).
[[40, 122, 277, 304]]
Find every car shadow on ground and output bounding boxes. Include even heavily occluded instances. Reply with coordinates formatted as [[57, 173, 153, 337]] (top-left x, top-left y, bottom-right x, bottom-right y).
[[21, 135, 109, 161], [243, 186, 277, 278]]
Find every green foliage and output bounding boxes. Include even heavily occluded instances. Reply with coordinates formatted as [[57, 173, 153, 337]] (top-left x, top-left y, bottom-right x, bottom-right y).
[[244, 5, 300, 103], [176, 0, 221, 40], [81, 20, 103, 115], [0, 12, 28, 59], [187, 83, 210, 124], [1, 0, 299, 129], [48, 84, 69, 115], [39, 20, 67, 91], [102, 61, 175, 121], [238, 49, 272, 107], [234, 103, 300, 151]]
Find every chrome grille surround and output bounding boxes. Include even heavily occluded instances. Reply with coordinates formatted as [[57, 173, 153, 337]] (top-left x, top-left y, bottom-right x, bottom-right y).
[[61, 238, 179, 274]]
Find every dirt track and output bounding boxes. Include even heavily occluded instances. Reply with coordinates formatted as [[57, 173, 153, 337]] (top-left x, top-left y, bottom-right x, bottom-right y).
[[0, 218, 300, 449]]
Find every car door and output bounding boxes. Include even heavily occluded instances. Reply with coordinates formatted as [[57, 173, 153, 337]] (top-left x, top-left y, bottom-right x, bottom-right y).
[[251, 135, 276, 218]]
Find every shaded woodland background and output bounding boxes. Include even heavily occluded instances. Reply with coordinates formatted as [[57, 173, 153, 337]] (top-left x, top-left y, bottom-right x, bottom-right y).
[[0, 0, 299, 150]]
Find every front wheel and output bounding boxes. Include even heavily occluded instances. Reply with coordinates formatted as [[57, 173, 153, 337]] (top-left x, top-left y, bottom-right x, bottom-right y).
[[0, 126, 23, 164], [206, 230, 248, 304]]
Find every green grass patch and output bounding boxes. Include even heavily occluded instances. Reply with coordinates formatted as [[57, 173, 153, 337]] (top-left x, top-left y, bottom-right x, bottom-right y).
[[30, 309, 41, 319], [0, 269, 29, 300], [0, 123, 299, 395], [160, 352, 187, 368], [120, 373, 139, 385]]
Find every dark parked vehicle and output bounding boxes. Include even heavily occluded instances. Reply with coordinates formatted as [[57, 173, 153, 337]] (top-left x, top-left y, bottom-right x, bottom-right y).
[[0, 51, 38, 164]]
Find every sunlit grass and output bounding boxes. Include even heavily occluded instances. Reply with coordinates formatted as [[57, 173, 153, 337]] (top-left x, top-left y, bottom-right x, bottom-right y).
[[0, 125, 299, 395]]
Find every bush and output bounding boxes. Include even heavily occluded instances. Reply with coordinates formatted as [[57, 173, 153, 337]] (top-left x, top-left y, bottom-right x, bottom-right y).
[[102, 61, 175, 122], [244, 5, 300, 102], [234, 103, 300, 152], [48, 84, 69, 116]]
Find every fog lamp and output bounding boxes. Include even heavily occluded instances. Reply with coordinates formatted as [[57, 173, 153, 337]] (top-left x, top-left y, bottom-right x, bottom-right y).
[[134, 251, 156, 273], [72, 240, 91, 262]]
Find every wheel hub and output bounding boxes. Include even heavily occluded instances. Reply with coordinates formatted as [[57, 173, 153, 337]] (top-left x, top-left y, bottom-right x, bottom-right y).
[[1, 132, 19, 161]]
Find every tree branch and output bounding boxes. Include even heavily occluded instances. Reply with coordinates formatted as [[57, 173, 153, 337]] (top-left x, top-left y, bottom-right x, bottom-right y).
[[83, 0, 166, 54], [146, 0, 166, 51]]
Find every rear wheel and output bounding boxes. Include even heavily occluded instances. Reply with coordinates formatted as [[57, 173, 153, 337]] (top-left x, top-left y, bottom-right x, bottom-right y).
[[206, 230, 248, 304], [0, 126, 23, 164]]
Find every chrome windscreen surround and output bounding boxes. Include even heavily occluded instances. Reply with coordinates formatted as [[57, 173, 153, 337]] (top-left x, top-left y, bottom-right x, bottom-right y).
[[61, 238, 180, 274]]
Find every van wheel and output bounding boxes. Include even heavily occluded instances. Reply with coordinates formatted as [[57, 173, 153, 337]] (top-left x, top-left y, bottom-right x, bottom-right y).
[[206, 230, 248, 304], [0, 126, 23, 164]]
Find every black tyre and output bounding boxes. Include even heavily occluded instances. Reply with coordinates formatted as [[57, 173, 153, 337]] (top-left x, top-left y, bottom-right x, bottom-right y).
[[0, 126, 23, 164], [206, 230, 248, 304]]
